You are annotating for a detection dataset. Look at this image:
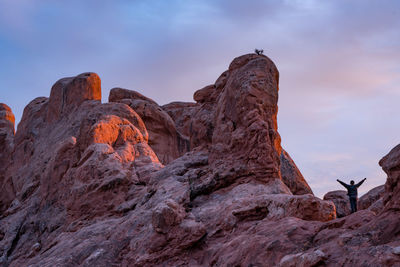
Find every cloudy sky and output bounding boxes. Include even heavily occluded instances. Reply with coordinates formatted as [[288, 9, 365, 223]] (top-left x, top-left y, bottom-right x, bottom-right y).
[[1, 0, 399, 197]]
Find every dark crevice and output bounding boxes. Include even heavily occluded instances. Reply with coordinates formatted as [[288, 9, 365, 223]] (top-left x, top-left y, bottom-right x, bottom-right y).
[[140, 188, 157, 205], [232, 206, 269, 221], [187, 232, 208, 251], [74, 148, 94, 168], [190, 169, 251, 201], [6, 220, 24, 258]]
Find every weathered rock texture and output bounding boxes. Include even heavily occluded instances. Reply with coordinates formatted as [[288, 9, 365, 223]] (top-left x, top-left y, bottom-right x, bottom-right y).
[[380, 144, 400, 210], [359, 184, 385, 211], [323, 190, 351, 218], [162, 101, 198, 138], [0, 103, 15, 168], [0, 54, 399, 266], [0, 103, 15, 212], [109, 88, 189, 165]]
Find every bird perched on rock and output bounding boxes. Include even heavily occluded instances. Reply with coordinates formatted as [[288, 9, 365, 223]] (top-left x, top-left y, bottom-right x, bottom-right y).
[[255, 48, 264, 55]]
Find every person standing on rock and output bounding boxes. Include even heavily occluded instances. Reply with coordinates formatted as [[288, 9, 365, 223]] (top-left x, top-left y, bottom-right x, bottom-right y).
[[337, 178, 367, 213]]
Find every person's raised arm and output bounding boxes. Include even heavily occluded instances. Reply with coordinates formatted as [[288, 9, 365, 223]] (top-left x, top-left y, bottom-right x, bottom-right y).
[[337, 179, 349, 189], [356, 178, 367, 188]]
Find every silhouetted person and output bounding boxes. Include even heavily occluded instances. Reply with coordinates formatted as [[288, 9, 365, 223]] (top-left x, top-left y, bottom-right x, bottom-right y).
[[337, 178, 366, 213]]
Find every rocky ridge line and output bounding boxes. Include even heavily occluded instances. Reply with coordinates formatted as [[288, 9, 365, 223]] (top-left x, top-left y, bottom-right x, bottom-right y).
[[0, 54, 399, 266]]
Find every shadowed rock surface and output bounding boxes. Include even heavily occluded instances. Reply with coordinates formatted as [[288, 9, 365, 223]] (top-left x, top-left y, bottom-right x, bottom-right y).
[[323, 190, 351, 218], [280, 149, 313, 195], [162, 101, 198, 138], [359, 184, 385, 211], [0, 54, 399, 266]]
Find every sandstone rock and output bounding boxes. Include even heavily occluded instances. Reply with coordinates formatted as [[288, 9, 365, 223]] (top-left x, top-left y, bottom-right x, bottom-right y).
[[4, 54, 400, 267], [280, 249, 327, 267], [0, 103, 15, 128], [11, 97, 48, 185], [193, 84, 217, 103], [359, 184, 385, 211], [162, 101, 198, 138], [231, 193, 335, 222], [379, 144, 400, 209], [209, 54, 282, 182], [108, 87, 158, 105], [47, 72, 101, 122], [188, 181, 334, 250], [207, 216, 323, 266], [57, 104, 161, 220], [367, 197, 384, 214], [152, 199, 185, 233], [280, 149, 313, 195], [183, 54, 285, 200], [0, 104, 15, 212], [0, 72, 169, 266], [189, 100, 214, 149], [0, 103, 15, 165], [1, 73, 161, 218], [323, 190, 351, 218], [109, 88, 189, 165]]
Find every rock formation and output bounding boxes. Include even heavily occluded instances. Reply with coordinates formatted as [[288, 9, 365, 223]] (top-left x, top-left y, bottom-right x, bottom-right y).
[[358, 184, 385, 213], [0, 103, 15, 212], [162, 101, 198, 139], [323, 190, 351, 218], [0, 103, 15, 169], [0, 53, 399, 266], [109, 88, 190, 165]]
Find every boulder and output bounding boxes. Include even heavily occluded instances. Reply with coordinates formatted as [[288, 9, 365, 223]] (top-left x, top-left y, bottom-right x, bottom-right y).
[[323, 190, 351, 218], [280, 249, 327, 267]]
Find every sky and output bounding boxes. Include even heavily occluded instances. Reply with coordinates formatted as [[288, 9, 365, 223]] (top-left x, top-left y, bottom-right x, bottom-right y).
[[1, 0, 399, 197]]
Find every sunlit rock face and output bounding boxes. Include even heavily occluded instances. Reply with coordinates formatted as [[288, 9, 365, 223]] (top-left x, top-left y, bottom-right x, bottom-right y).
[[109, 88, 189, 165], [0, 104, 15, 166], [0, 54, 399, 266], [0, 103, 15, 212], [47, 72, 101, 123]]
